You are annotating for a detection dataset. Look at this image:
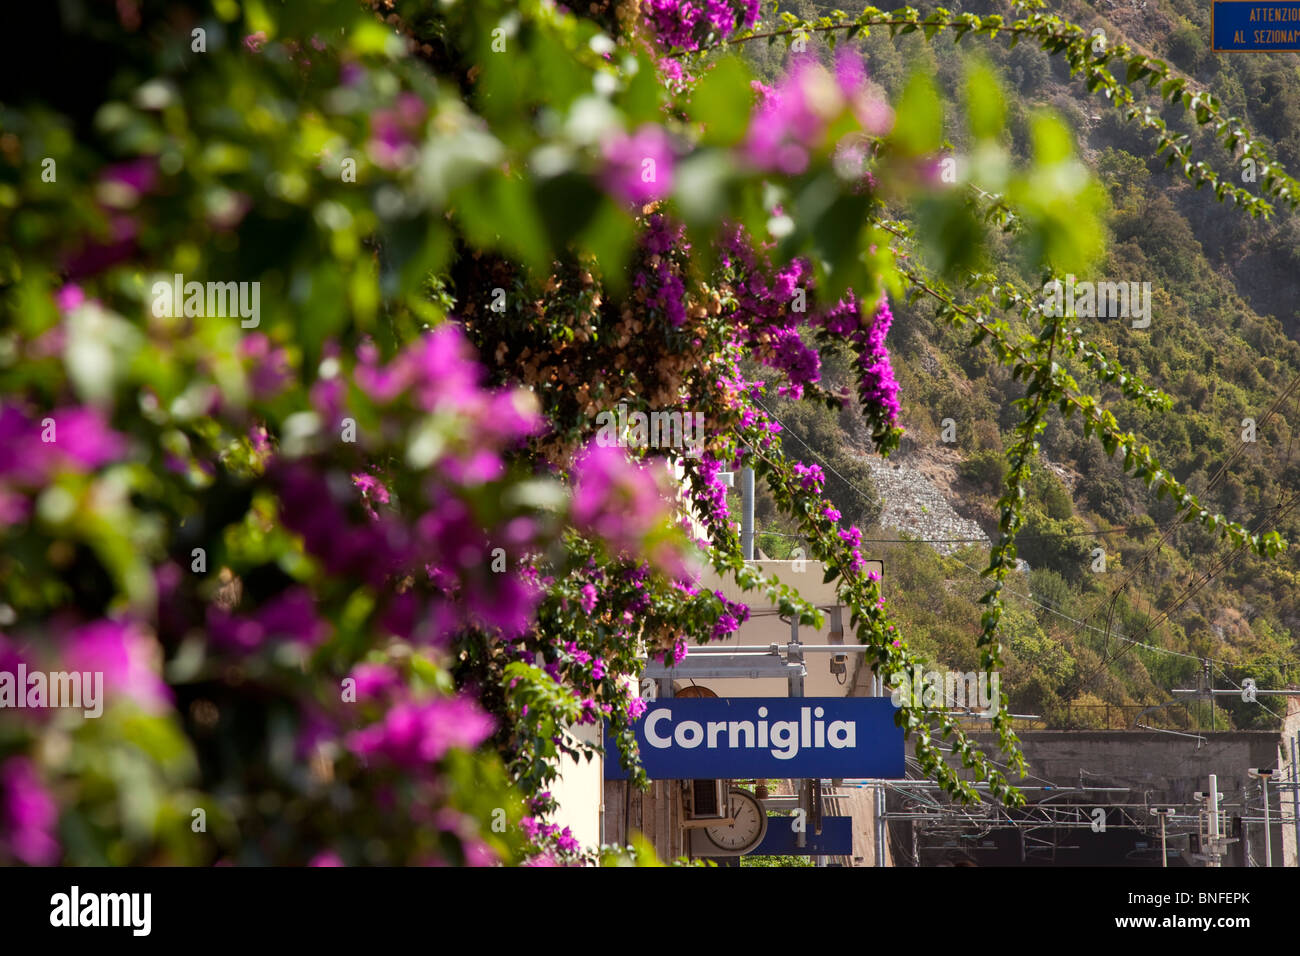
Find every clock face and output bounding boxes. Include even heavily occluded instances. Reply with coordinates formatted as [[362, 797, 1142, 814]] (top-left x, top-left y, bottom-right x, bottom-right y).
[[704, 789, 768, 854]]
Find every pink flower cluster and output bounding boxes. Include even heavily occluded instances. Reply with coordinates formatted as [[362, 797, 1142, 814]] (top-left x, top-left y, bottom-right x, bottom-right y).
[[692, 453, 732, 527], [368, 92, 427, 170], [240, 333, 293, 400], [717, 223, 901, 431], [206, 586, 329, 655], [571, 442, 673, 561], [61, 618, 173, 713], [718, 226, 822, 398], [347, 695, 496, 769], [792, 462, 825, 492], [710, 591, 750, 640], [0, 758, 59, 865], [0, 404, 126, 528], [642, 0, 761, 51], [602, 125, 676, 206], [743, 51, 893, 176], [633, 214, 689, 327], [857, 297, 901, 425], [353, 324, 544, 477], [520, 816, 581, 855]]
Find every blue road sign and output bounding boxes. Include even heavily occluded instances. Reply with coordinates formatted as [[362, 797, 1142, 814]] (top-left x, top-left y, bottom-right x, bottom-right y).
[[751, 815, 854, 856], [1213, 1, 1300, 51], [604, 697, 904, 780]]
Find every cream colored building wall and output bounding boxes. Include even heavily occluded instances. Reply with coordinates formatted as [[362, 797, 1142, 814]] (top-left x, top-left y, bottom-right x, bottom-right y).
[[548, 721, 604, 851], [668, 559, 883, 700]]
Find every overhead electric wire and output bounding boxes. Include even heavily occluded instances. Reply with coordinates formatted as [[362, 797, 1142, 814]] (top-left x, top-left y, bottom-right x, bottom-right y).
[[752, 400, 1229, 667], [753, 526, 1142, 544], [750, 398, 1299, 708], [1069, 489, 1300, 695], [1072, 372, 1300, 655]]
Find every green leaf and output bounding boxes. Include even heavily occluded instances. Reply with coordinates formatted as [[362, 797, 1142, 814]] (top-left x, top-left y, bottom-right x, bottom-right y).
[[889, 71, 943, 157], [456, 173, 549, 274], [688, 55, 754, 146], [1030, 111, 1073, 165], [578, 200, 637, 296], [806, 190, 872, 303], [534, 172, 603, 250], [964, 60, 1005, 141]]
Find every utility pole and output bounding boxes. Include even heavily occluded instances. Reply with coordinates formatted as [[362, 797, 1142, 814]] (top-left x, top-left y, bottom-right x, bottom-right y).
[[1195, 775, 1226, 867], [715, 467, 754, 560], [1206, 660, 1215, 731], [741, 466, 754, 561], [1293, 736, 1300, 868], [1150, 807, 1175, 867], [1209, 774, 1220, 863], [873, 671, 886, 868], [1249, 768, 1274, 867]]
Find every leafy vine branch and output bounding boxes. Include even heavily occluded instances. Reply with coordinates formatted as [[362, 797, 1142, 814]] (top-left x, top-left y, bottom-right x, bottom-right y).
[[889, 258, 1286, 558], [735, 428, 1021, 802], [860, 216, 1287, 756], [671, 5, 1300, 216]]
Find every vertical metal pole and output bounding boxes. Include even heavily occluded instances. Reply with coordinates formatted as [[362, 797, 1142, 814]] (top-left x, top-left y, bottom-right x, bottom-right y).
[[787, 618, 803, 698], [1209, 774, 1220, 867], [789, 618, 806, 853], [1160, 814, 1167, 868], [873, 672, 886, 867], [741, 466, 754, 560], [1263, 775, 1273, 868], [1205, 660, 1214, 731], [1292, 736, 1300, 867]]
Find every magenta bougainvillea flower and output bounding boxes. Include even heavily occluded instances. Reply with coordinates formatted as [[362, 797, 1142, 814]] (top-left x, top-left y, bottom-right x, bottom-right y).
[[0, 487, 29, 528], [0, 404, 127, 488], [601, 125, 676, 206], [742, 50, 892, 175], [633, 214, 689, 326], [367, 92, 427, 170], [663, 635, 689, 666], [274, 461, 413, 586], [347, 696, 496, 768], [710, 592, 750, 640], [642, 0, 760, 50], [98, 157, 159, 205], [0, 758, 60, 866], [55, 284, 85, 312], [240, 333, 293, 400], [859, 297, 901, 424], [348, 663, 402, 702], [61, 618, 173, 713], [571, 441, 672, 558], [792, 462, 825, 492], [351, 471, 391, 518], [206, 586, 330, 655], [355, 326, 543, 454]]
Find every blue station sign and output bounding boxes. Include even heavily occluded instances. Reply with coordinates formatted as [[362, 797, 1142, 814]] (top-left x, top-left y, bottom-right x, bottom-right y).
[[753, 815, 855, 856], [604, 697, 904, 780], [1213, 1, 1300, 50]]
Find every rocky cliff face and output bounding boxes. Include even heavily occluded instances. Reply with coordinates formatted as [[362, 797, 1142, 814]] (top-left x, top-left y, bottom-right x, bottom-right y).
[[862, 452, 991, 556]]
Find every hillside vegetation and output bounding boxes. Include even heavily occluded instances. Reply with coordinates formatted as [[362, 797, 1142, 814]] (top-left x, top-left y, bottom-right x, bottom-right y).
[[742, 0, 1300, 731]]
